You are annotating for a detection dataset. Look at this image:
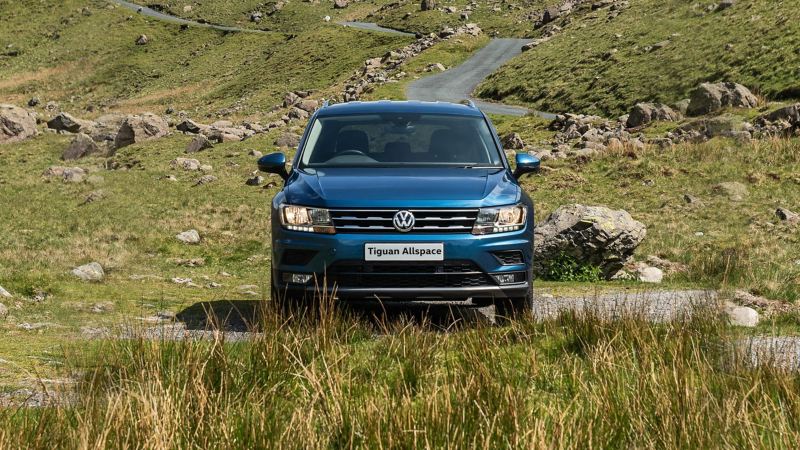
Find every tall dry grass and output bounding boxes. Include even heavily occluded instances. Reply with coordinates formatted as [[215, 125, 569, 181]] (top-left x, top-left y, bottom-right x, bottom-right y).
[[1, 300, 799, 449]]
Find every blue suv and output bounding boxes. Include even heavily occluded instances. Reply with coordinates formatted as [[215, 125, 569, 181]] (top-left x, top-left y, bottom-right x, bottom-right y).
[[259, 101, 540, 315]]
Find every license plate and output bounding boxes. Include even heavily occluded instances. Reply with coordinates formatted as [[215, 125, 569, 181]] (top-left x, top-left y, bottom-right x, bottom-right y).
[[364, 243, 444, 261]]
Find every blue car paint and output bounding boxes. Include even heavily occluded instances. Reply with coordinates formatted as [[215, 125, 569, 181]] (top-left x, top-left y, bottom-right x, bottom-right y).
[[268, 101, 538, 302]]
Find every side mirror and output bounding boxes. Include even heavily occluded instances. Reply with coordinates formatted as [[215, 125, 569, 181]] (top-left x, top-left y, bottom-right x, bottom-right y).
[[257, 152, 289, 180], [512, 153, 540, 179]]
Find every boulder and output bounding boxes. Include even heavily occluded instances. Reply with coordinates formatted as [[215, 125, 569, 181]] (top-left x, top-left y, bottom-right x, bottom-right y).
[[170, 157, 202, 171], [0, 285, 11, 298], [72, 262, 105, 282], [637, 266, 664, 283], [712, 181, 748, 201], [176, 119, 206, 134], [533, 204, 647, 279], [686, 82, 758, 116], [194, 175, 217, 186], [42, 166, 86, 183], [759, 104, 800, 125], [333, 0, 348, 8], [717, 0, 735, 10], [776, 208, 799, 224], [275, 132, 301, 148], [541, 6, 561, 24], [725, 304, 759, 327], [114, 113, 169, 149], [47, 112, 94, 133], [176, 229, 201, 244], [501, 132, 525, 149], [186, 134, 213, 153], [420, 0, 436, 11], [135, 34, 149, 45], [0, 104, 38, 144], [62, 133, 102, 160], [626, 103, 682, 128], [296, 99, 319, 113]]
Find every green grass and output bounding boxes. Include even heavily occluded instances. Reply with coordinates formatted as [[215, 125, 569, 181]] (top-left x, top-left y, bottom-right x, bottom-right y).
[[2, 305, 800, 447], [477, 0, 800, 116], [0, 0, 411, 118]]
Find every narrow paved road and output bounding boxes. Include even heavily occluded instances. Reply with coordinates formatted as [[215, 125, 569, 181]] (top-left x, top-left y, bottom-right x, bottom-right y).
[[110, 1, 543, 116], [111, 0, 268, 33], [407, 39, 553, 118]]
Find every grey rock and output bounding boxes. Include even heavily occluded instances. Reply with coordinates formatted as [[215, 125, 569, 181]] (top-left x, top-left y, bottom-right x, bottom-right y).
[[296, 99, 319, 114], [501, 132, 525, 149], [687, 82, 758, 116], [712, 181, 748, 201], [759, 104, 800, 125], [28, 97, 40, 107], [72, 262, 105, 282], [776, 208, 799, 223], [533, 204, 647, 279], [0, 285, 10, 298], [176, 229, 201, 244], [420, 0, 436, 11], [47, 112, 94, 133], [135, 34, 149, 45], [114, 113, 169, 149], [248, 149, 263, 157], [683, 194, 704, 206], [717, 0, 735, 10], [185, 134, 213, 153], [541, 6, 561, 24], [726, 303, 759, 327], [176, 119, 205, 134], [62, 133, 101, 160], [42, 166, 86, 183], [275, 132, 301, 148], [673, 99, 691, 115], [0, 302, 7, 318], [333, 0, 348, 8], [246, 175, 264, 186], [194, 175, 217, 186], [638, 266, 664, 283], [626, 103, 682, 128], [170, 157, 201, 171], [0, 104, 38, 144]]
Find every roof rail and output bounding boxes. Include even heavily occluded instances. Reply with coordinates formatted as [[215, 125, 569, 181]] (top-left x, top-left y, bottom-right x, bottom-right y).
[[461, 99, 477, 109]]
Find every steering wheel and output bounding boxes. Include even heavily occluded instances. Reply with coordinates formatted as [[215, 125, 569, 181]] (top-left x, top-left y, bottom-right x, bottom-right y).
[[337, 149, 368, 157]]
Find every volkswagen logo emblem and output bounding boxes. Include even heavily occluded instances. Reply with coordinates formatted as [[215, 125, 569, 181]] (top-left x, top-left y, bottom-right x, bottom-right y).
[[392, 210, 415, 232]]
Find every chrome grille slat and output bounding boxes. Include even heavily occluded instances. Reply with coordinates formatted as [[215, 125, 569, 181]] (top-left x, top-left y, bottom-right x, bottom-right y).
[[330, 208, 479, 233]]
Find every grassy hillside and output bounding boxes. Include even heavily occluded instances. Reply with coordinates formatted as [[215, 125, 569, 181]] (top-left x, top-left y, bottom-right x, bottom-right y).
[[0, 0, 410, 118], [477, 0, 800, 116]]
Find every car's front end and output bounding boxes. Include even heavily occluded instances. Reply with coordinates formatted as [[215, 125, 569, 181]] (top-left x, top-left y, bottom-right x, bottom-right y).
[[262, 101, 539, 310]]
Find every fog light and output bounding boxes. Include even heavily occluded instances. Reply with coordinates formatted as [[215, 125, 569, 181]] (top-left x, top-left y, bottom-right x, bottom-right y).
[[283, 273, 313, 284], [492, 272, 525, 285]]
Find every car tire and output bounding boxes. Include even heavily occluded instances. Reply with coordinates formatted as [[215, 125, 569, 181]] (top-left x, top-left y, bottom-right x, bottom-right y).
[[494, 290, 533, 323]]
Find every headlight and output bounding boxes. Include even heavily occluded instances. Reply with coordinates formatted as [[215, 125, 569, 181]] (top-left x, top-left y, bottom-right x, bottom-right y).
[[280, 204, 335, 234], [472, 204, 526, 235]]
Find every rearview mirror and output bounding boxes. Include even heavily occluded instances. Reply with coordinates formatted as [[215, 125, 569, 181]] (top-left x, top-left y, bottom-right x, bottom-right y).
[[258, 152, 289, 180], [512, 153, 540, 179]]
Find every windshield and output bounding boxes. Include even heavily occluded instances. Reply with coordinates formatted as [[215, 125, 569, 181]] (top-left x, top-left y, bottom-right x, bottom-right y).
[[298, 113, 503, 168]]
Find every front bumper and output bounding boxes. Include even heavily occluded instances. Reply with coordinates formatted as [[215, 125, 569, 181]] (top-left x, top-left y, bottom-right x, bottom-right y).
[[272, 228, 533, 301]]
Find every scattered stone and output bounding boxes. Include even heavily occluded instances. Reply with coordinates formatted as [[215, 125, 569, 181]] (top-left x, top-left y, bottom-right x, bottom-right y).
[[170, 157, 201, 171], [686, 82, 758, 116], [0, 302, 7, 318], [90, 302, 113, 313], [80, 190, 105, 206], [114, 113, 169, 149], [645, 255, 688, 274], [250, 11, 263, 22], [135, 34, 149, 45], [533, 204, 647, 280], [776, 208, 799, 223], [42, 166, 86, 183], [0, 104, 38, 144], [27, 97, 40, 107], [725, 303, 759, 327], [172, 258, 205, 267], [501, 132, 525, 150], [62, 133, 101, 160], [333, 0, 348, 8], [712, 181, 748, 201], [717, 0, 735, 10], [72, 262, 105, 282], [246, 175, 264, 186], [47, 112, 94, 133], [420, 0, 436, 11], [683, 194, 704, 206], [425, 63, 446, 72], [275, 132, 301, 148], [248, 149, 263, 158], [176, 229, 201, 244], [186, 134, 213, 153], [176, 119, 205, 134], [194, 175, 217, 186], [296, 99, 319, 113], [626, 103, 681, 128], [0, 286, 10, 298], [637, 266, 664, 283]]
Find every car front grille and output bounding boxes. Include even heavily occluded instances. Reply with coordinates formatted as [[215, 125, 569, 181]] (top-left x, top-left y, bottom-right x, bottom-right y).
[[324, 260, 495, 289], [329, 208, 478, 233]]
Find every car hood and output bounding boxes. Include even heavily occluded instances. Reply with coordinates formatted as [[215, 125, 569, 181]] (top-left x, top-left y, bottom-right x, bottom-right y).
[[283, 167, 520, 208]]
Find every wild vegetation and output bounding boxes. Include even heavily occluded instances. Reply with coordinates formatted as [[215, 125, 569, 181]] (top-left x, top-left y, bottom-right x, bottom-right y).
[[477, 0, 800, 116], [2, 303, 800, 448]]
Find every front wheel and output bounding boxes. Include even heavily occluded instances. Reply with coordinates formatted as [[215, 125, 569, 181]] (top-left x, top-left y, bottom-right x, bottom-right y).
[[494, 290, 533, 323]]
